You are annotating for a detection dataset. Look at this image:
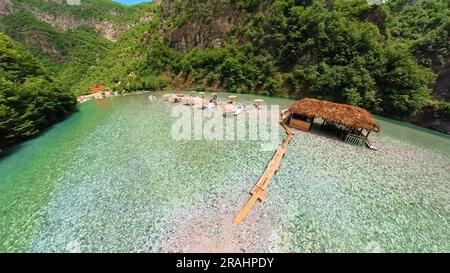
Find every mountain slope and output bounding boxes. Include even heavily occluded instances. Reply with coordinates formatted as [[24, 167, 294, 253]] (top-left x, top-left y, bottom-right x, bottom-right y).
[[387, 0, 450, 130], [0, 0, 155, 90], [0, 32, 75, 150], [80, 1, 440, 117], [1, 0, 449, 133]]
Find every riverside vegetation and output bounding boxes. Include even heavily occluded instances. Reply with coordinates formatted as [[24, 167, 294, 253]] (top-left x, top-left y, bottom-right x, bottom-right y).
[[1, 0, 449, 149]]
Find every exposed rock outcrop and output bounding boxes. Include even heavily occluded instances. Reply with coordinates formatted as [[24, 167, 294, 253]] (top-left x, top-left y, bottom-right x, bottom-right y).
[[12, 1, 151, 42], [28, 9, 125, 41], [433, 64, 450, 101], [0, 0, 13, 16], [26, 30, 66, 61], [410, 107, 450, 133]]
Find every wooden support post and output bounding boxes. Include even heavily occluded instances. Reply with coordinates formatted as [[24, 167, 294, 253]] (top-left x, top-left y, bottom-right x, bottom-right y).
[[319, 119, 326, 134]]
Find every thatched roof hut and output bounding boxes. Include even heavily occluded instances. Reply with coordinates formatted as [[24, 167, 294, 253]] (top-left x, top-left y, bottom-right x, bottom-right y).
[[288, 98, 380, 132]]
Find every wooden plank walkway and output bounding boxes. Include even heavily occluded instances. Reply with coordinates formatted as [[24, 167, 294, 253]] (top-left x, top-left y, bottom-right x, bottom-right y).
[[234, 120, 293, 224]]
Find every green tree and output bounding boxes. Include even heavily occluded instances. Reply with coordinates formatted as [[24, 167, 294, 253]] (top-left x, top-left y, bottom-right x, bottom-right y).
[[0, 32, 76, 150]]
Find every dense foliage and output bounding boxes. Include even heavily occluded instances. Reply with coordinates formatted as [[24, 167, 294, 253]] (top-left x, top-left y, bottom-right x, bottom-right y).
[[0, 33, 75, 149], [253, 0, 435, 116], [0, 0, 154, 93], [388, 0, 450, 119], [72, 0, 446, 120], [0, 1, 159, 150], [72, 20, 169, 93], [1, 0, 449, 150], [388, 0, 449, 72], [10, 0, 149, 23], [92, 0, 436, 117]]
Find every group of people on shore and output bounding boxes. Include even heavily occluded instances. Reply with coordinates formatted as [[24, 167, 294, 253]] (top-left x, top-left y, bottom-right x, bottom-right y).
[[163, 92, 263, 117]]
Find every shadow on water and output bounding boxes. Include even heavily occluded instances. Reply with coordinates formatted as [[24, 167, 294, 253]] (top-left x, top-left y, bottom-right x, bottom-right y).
[[0, 95, 124, 160], [0, 92, 449, 252], [0, 108, 81, 160], [286, 115, 450, 156], [375, 115, 450, 156], [306, 118, 351, 143]]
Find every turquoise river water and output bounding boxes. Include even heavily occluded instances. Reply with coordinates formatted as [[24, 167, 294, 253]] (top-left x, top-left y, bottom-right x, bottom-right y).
[[0, 92, 449, 252]]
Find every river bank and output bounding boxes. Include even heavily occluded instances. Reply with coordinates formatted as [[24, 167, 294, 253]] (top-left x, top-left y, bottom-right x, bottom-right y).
[[0, 92, 449, 252]]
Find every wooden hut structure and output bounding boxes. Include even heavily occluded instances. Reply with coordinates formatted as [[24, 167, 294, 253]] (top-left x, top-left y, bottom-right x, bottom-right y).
[[287, 98, 380, 147], [90, 84, 106, 93]]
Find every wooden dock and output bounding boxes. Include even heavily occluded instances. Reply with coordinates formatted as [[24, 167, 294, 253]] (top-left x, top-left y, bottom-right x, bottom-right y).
[[234, 120, 293, 224]]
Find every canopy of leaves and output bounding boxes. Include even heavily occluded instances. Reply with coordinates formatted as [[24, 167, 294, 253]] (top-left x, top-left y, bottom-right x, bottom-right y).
[[4, 0, 445, 142], [0, 32, 76, 149], [73, 0, 439, 119]]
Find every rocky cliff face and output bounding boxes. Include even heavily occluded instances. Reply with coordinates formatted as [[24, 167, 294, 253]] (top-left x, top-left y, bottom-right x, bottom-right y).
[[31, 10, 124, 41], [156, 0, 449, 133], [22, 4, 130, 41], [0, 0, 156, 74], [2, 0, 448, 133], [410, 105, 450, 133], [160, 0, 249, 52], [2, 0, 151, 42], [0, 0, 155, 98]]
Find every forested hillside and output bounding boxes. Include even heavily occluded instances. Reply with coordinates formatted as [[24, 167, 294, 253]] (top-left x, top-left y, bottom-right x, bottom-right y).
[[0, 0, 155, 90], [0, 33, 75, 150], [0, 0, 155, 149], [73, 0, 449, 132], [388, 0, 450, 129], [0, 0, 449, 151]]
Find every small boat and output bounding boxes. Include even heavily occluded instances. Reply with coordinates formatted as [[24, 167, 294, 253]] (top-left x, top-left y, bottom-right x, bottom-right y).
[[197, 98, 208, 109], [194, 94, 206, 104]]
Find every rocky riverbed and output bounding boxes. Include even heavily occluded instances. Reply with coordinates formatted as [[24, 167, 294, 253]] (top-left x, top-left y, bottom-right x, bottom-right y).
[[0, 93, 448, 252]]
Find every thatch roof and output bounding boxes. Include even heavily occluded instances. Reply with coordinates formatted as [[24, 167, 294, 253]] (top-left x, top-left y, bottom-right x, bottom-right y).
[[288, 98, 380, 132]]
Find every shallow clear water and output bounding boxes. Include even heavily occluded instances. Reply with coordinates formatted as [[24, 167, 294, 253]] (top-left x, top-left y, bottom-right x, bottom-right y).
[[0, 92, 449, 252]]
